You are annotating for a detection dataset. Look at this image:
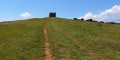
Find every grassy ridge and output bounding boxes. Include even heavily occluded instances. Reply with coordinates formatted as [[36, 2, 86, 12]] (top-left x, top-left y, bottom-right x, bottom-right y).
[[47, 18, 120, 60], [0, 17, 120, 60], [0, 18, 47, 60]]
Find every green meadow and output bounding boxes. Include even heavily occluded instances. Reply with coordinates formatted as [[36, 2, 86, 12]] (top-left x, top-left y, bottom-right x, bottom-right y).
[[0, 18, 47, 60], [0, 17, 120, 60]]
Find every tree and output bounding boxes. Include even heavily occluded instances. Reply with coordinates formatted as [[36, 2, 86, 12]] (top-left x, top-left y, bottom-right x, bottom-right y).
[[81, 18, 84, 21]]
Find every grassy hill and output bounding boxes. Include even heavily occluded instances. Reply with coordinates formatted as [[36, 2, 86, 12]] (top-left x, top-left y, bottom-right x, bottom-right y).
[[0, 17, 120, 60]]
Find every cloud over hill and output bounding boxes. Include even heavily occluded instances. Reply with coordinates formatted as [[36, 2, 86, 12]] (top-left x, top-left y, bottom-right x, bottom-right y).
[[79, 5, 120, 23], [21, 12, 32, 18]]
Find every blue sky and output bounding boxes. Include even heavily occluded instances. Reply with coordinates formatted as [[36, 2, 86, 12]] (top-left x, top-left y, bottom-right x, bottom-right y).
[[0, 0, 120, 22]]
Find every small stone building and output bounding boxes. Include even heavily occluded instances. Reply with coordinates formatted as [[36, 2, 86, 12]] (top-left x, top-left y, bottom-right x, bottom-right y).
[[49, 12, 56, 17]]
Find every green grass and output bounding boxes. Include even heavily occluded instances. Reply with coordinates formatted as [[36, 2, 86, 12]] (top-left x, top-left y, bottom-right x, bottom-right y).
[[0, 18, 47, 60], [47, 18, 120, 60], [0, 17, 120, 60]]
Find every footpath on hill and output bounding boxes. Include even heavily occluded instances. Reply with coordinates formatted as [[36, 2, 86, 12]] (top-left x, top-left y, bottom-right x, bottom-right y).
[[44, 22, 52, 60]]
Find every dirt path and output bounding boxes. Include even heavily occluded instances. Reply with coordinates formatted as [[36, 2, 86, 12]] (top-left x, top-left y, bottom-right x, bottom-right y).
[[44, 23, 52, 60]]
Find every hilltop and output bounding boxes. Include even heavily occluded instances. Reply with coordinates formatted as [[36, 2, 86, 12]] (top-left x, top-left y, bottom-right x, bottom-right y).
[[0, 17, 120, 60]]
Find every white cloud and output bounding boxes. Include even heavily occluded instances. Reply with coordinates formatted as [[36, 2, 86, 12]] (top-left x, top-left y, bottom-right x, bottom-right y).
[[79, 5, 120, 23], [21, 12, 32, 18]]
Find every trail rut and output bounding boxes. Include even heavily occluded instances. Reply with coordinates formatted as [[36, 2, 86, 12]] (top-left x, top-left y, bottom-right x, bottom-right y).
[[44, 23, 52, 60]]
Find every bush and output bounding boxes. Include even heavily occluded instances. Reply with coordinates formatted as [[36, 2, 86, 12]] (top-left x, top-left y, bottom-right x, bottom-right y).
[[106, 22, 116, 24], [86, 19, 93, 21], [73, 18, 78, 20]]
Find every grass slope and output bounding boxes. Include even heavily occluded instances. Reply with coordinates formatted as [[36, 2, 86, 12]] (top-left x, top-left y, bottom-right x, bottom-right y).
[[47, 18, 120, 60], [0, 18, 47, 60], [0, 17, 120, 60]]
